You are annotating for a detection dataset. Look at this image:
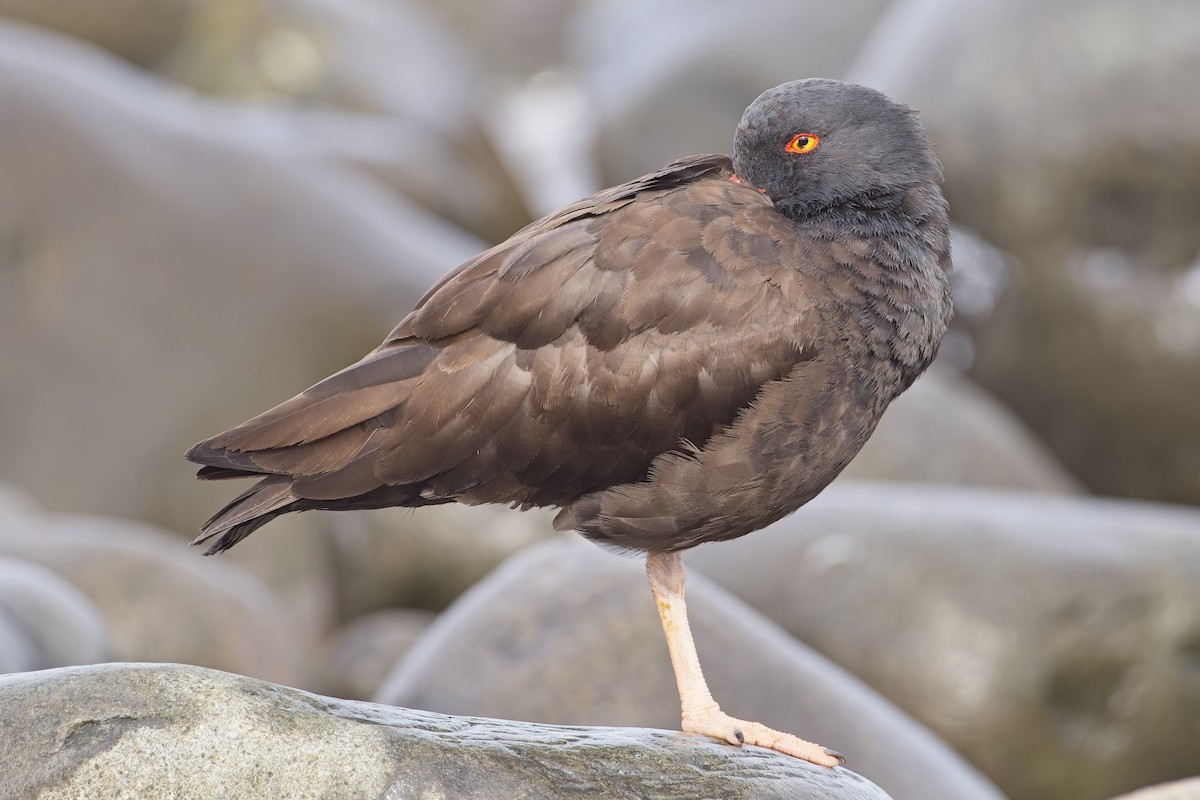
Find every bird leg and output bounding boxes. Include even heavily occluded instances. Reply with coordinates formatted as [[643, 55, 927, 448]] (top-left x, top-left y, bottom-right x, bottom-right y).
[[644, 550, 843, 767]]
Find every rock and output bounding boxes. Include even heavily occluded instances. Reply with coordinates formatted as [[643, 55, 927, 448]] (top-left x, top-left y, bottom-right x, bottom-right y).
[[377, 537, 1004, 800], [315, 608, 437, 700], [329, 503, 557, 617], [0, 557, 108, 671], [575, 0, 892, 183], [412, 0, 581, 79], [0, 512, 302, 685], [1111, 779, 1200, 800], [0, 21, 481, 535], [687, 481, 1200, 800], [840, 369, 1081, 493], [0, 610, 36, 674], [0, 662, 894, 800], [0, 480, 37, 518], [855, 0, 1200, 267], [0, 1, 190, 65], [852, 0, 1200, 507], [163, 0, 532, 242], [212, 514, 341, 642]]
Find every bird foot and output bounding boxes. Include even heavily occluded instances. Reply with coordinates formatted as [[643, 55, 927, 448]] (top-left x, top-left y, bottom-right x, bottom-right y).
[[682, 709, 844, 767]]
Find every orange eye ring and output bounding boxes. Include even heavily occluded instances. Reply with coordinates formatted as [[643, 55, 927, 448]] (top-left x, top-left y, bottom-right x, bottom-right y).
[[785, 133, 820, 154]]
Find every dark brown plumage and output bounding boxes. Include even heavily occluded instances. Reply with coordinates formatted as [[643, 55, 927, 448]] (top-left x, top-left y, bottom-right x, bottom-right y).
[[187, 78, 951, 764]]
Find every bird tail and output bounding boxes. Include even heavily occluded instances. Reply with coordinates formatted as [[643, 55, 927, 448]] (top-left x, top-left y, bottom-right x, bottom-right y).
[[190, 474, 297, 555]]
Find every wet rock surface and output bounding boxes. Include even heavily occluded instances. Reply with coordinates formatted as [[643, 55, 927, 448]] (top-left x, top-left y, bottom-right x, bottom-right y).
[[0, 662, 894, 800], [378, 537, 1004, 800]]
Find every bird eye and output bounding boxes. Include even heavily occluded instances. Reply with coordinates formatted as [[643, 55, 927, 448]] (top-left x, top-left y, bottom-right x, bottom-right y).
[[785, 133, 820, 154]]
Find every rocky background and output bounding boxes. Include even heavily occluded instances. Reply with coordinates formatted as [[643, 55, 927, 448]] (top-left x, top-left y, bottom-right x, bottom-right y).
[[0, 1, 1198, 798]]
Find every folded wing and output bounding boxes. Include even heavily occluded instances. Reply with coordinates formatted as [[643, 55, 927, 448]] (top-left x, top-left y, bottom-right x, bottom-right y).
[[186, 154, 821, 552]]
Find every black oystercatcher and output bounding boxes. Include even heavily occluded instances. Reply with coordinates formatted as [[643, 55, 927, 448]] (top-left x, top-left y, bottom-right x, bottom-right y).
[[186, 78, 952, 766]]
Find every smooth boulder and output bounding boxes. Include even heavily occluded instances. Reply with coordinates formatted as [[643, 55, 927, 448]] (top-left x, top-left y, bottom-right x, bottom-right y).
[[0, 557, 108, 672], [0, 662, 893, 800], [0, 512, 301, 685]]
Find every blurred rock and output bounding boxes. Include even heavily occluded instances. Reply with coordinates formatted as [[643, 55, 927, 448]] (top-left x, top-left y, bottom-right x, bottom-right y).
[[0, 480, 37, 518], [841, 369, 1080, 492], [0, 1, 190, 66], [163, 0, 532, 242], [314, 608, 436, 700], [378, 537, 1004, 800], [853, 0, 1200, 506], [0, 662, 894, 800], [0, 512, 301, 685], [0, 610, 35, 674], [1111, 779, 1200, 800], [213, 514, 341, 643], [575, 0, 893, 182], [169, 0, 475, 132], [0, 22, 482, 535], [329, 504, 557, 617], [413, 0, 582, 79], [0, 557, 109, 672], [688, 481, 1200, 800]]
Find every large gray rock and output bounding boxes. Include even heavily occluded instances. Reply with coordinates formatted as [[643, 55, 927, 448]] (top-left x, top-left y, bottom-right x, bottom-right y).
[[0, 662, 893, 800], [377, 537, 1004, 800], [688, 481, 1200, 800], [0, 557, 108, 672], [0, 512, 301, 685], [0, 21, 480, 536], [840, 369, 1080, 493], [852, 0, 1200, 507]]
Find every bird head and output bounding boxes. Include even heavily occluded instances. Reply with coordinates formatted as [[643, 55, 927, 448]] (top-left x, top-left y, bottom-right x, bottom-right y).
[[733, 78, 943, 219]]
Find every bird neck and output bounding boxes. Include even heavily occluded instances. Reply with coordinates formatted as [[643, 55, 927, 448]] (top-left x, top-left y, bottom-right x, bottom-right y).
[[800, 182, 953, 398]]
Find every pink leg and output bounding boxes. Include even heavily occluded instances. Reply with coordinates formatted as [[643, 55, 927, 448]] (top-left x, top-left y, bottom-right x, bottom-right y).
[[645, 550, 843, 767]]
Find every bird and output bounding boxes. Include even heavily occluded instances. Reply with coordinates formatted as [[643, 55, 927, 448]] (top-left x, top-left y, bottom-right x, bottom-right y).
[[186, 77, 952, 767]]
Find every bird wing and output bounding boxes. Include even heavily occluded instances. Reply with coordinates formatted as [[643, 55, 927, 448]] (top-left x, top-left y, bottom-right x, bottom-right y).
[[187, 153, 823, 512]]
